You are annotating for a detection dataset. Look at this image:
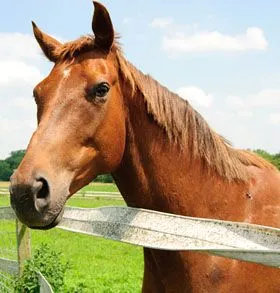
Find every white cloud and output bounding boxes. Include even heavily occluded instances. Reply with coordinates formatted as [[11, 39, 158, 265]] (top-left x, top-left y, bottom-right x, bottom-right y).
[[9, 96, 35, 111], [174, 86, 280, 153], [0, 60, 42, 86], [0, 32, 45, 159], [236, 110, 253, 117], [226, 89, 280, 115], [269, 113, 280, 124], [226, 95, 245, 109], [0, 33, 41, 60], [225, 96, 253, 118], [162, 27, 267, 53], [150, 17, 173, 28], [248, 89, 280, 107], [177, 86, 213, 107]]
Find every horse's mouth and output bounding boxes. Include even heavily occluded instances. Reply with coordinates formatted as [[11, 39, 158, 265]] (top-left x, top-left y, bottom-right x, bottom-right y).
[[29, 207, 65, 230]]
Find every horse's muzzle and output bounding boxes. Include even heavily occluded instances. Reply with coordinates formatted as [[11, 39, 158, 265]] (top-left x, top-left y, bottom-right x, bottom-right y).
[[9, 173, 64, 229]]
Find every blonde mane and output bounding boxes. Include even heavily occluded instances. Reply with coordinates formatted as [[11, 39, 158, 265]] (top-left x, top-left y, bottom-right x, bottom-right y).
[[55, 36, 276, 181]]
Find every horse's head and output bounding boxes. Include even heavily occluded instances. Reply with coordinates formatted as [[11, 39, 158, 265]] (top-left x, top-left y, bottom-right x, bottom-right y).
[[10, 2, 126, 229]]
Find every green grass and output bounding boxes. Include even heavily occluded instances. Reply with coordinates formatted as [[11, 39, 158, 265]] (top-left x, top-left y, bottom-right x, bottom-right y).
[[1, 194, 124, 209], [67, 196, 124, 208], [0, 181, 119, 192], [0, 181, 9, 188], [32, 229, 143, 292], [0, 220, 17, 260], [0, 195, 10, 206], [0, 192, 143, 292], [79, 183, 119, 193]]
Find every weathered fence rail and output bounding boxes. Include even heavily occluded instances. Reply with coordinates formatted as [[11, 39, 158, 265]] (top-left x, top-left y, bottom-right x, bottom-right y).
[[1, 206, 280, 268], [58, 206, 280, 267], [75, 191, 122, 199], [0, 206, 16, 220], [0, 258, 18, 275], [1, 203, 280, 291]]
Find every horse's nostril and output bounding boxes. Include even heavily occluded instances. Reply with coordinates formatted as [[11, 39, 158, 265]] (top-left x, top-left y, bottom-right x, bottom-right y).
[[36, 178, 49, 199], [34, 177, 50, 212]]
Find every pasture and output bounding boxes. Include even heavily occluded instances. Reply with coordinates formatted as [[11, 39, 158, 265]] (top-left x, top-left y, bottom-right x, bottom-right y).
[[0, 182, 143, 292]]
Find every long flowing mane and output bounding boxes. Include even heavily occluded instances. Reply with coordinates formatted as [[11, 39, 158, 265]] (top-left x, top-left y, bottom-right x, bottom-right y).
[[54, 36, 275, 181]]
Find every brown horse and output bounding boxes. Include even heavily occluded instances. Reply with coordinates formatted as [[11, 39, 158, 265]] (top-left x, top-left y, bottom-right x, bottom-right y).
[[10, 2, 280, 292]]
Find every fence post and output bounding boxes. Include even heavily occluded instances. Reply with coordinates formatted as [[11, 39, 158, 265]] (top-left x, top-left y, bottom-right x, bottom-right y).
[[16, 219, 31, 275]]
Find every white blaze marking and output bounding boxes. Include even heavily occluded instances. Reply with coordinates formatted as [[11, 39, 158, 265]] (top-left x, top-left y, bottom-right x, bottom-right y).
[[63, 68, 71, 79]]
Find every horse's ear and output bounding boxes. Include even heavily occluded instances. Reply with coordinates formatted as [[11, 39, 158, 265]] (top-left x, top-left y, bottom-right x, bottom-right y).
[[92, 2, 114, 51], [32, 21, 61, 62]]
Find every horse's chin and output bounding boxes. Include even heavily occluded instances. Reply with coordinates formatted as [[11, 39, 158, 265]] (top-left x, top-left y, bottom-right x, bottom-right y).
[[29, 207, 65, 230]]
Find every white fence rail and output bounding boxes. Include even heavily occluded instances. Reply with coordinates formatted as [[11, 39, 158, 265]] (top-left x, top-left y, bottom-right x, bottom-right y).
[[1, 205, 280, 267], [0, 258, 18, 275], [58, 206, 280, 268], [2, 206, 280, 267], [1, 204, 280, 292], [0, 207, 280, 267], [38, 272, 54, 293]]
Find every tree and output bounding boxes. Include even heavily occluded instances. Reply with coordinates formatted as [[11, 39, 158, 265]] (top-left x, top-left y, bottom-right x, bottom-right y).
[[0, 161, 11, 181], [0, 149, 115, 183], [271, 152, 280, 169], [253, 149, 280, 170], [0, 150, 26, 181], [94, 174, 114, 183], [6, 150, 26, 170]]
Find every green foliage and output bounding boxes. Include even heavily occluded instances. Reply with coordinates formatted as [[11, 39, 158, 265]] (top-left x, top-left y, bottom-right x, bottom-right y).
[[14, 259, 39, 292], [0, 150, 25, 181], [94, 174, 114, 183], [14, 243, 69, 292], [271, 153, 280, 169], [6, 150, 26, 168], [0, 161, 11, 181], [253, 149, 280, 169], [0, 272, 15, 292]]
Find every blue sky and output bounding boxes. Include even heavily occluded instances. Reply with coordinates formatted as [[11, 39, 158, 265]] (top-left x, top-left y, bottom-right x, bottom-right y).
[[0, 1, 280, 158]]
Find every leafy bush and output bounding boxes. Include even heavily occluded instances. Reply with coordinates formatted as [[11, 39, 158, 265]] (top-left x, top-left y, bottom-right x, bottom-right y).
[[94, 174, 114, 183], [14, 243, 69, 292]]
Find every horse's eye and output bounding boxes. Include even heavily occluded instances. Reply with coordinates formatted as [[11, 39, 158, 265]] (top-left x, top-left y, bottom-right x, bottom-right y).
[[87, 82, 110, 103], [95, 83, 110, 98]]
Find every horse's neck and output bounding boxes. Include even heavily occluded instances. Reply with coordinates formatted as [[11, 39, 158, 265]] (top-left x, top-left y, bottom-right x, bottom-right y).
[[112, 90, 206, 213]]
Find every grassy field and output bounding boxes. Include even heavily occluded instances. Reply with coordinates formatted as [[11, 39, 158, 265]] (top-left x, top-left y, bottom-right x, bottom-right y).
[[0, 181, 9, 188], [0, 181, 120, 193], [79, 183, 119, 193], [0, 182, 143, 292]]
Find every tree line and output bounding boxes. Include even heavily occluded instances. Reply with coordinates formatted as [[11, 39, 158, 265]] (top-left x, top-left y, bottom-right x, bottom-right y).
[[0, 149, 280, 182], [253, 149, 280, 170], [0, 150, 114, 183]]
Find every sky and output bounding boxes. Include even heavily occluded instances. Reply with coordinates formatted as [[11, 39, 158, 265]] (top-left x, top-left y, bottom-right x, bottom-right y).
[[0, 0, 280, 159]]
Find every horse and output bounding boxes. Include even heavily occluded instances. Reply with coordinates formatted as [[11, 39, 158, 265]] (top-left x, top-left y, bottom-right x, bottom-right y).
[[9, 2, 280, 292]]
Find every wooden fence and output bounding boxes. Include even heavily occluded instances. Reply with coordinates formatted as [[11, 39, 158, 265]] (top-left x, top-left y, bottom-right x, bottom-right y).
[[1, 200, 280, 290]]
